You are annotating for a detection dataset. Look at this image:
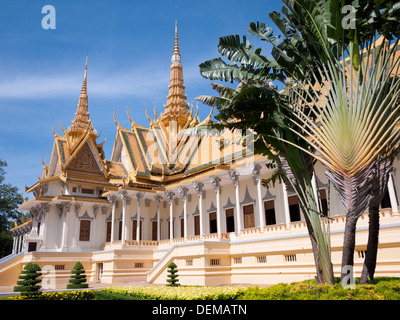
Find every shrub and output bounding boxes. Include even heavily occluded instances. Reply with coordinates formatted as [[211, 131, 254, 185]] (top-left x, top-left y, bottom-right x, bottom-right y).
[[98, 286, 246, 300], [13, 262, 42, 297], [166, 262, 180, 287], [11, 290, 95, 300], [238, 278, 400, 300], [67, 261, 88, 289]]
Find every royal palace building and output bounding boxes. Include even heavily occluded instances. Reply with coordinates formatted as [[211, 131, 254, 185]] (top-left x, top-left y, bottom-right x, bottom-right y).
[[1, 24, 400, 287]]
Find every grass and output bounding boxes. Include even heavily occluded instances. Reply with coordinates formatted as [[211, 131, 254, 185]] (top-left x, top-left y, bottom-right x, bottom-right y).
[[4, 277, 400, 300]]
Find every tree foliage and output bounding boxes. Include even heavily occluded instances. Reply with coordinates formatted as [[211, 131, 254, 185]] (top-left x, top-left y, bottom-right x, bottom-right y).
[[0, 159, 26, 258], [197, 0, 400, 284]]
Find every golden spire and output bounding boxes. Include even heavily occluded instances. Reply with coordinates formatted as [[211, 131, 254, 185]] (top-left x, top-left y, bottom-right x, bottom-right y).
[[171, 20, 181, 63], [69, 56, 91, 133], [66, 56, 95, 150], [160, 20, 190, 131]]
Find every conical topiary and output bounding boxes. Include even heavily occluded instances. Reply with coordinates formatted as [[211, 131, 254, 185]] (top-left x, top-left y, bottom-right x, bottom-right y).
[[166, 261, 180, 287], [14, 262, 42, 296], [67, 261, 88, 289]]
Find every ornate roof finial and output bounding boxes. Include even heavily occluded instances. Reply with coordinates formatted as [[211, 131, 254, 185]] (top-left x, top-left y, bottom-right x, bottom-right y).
[[80, 55, 88, 96], [171, 20, 181, 63]]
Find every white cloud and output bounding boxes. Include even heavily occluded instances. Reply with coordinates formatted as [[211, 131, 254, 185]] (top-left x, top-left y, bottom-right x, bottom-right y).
[[0, 69, 161, 99], [0, 59, 203, 100]]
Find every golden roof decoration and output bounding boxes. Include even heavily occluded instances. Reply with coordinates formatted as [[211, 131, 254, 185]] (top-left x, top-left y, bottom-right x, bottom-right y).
[[158, 20, 190, 131]]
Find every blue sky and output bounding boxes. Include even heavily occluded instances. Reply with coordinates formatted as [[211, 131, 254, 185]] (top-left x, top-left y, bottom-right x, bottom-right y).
[[0, 0, 283, 198]]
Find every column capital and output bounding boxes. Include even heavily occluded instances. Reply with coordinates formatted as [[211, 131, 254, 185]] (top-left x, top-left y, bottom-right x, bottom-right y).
[[93, 204, 100, 218], [56, 202, 71, 218], [193, 181, 204, 195], [101, 206, 108, 215], [252, 164, 262, 184], [210, 176, 221, 193], [228, 169, 239, 188], [178, 186, 188, 200], [120, 190, 132, 206], [74, 202, 82, 218], [107, 195, 116, 206], [154, 195, 163, 201], [165, 191, 175, 203], [136, 192, 145, 203]]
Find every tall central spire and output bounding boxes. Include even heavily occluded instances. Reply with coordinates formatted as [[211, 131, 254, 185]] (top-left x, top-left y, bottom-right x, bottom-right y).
[[70, 56, 91, 133], [161, 20, 190, 131], [66, 56, 95, 149], [171, 20, 181, 63]]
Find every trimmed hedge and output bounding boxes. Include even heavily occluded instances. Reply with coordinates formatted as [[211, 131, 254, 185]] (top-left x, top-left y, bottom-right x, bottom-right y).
[[13, 263, 42, 297], [8, 277, 400, 300], [238, 278, 400, 300], [96, 278, 400, 300], [11, 290, 95, 300], [67, 261, 88, 289], [166, 262, 180, 287], [98, 286, 246, 300]]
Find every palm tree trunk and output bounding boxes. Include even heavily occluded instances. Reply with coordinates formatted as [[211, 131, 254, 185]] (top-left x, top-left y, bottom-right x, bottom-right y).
[[341, 215, 359, 280], [360, 205, 380, 283], [360, 158, 392, 284], [303, 214, 324, 284], [279, 156, 332, 284]]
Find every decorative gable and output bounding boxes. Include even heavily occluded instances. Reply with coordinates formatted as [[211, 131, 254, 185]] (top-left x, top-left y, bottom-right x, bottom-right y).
[[67, 142, 102, 175]]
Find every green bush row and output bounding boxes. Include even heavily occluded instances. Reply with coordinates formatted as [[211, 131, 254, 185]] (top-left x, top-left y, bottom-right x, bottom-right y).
[[238, 278, 400, 300], [11, 290, 95, 300], [96, 278, 400, 300], [9, 277, 400, 300], [98, 286, 246, 300]]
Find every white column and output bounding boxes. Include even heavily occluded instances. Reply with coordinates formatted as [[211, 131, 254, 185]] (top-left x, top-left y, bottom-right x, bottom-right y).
[[388, 173, 399, 215], [210, 176, 222, 238], [92, 205, 100, 249], [72, 203, 82, 248], [165, 191, 175, 241], [40, 206, 49, 250], [12, 235, 17, 254], [136, 192, 144, 243], [253, 164, 265, 231], [178, 186, 188, 240], [107, 196, 117, 242], [282, 181, 291, 228], [155, 195, 162, 241], [229, 170, 242, 234], [61, 208, 68, 249], [15, 235, 19, 254], [12, 234, 18, 254], [120, 191, 128, 245], [19, 235, 23, 253], [101, 206, 108, 245], [58, 202, 71, 250], [193, 182, 204, 237]]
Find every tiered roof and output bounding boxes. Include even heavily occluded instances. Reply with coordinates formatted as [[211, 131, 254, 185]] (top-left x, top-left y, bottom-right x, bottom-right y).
[[20, 22, 251, 213]]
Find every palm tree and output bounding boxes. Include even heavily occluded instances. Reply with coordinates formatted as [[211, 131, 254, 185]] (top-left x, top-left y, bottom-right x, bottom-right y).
[[197, 0, 400, 283], [285, 37, 400, 280], [197, 0, 339, 284]]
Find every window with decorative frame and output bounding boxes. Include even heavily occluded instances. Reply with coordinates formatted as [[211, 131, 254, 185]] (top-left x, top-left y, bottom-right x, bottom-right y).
[[79, 220, 91, 241]]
